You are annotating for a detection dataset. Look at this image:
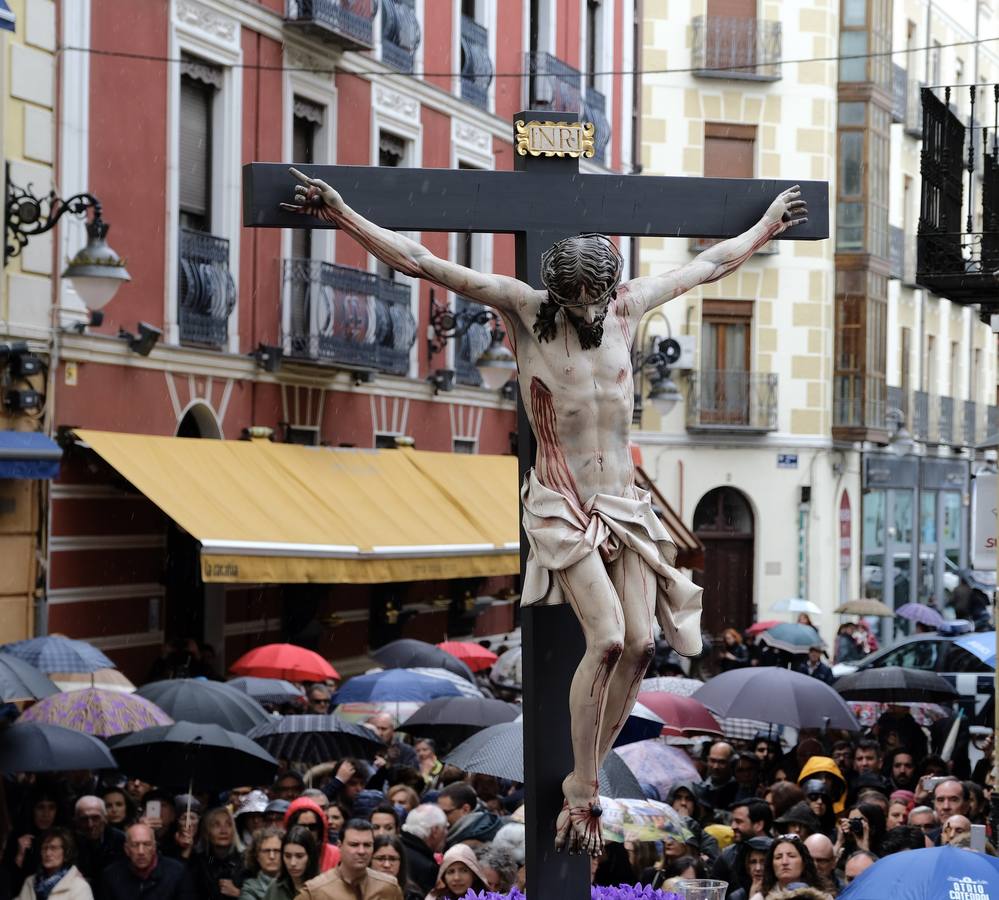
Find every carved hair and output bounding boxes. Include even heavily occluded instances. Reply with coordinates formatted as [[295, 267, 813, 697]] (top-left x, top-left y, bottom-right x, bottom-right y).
[[540, 233, 624, 309]]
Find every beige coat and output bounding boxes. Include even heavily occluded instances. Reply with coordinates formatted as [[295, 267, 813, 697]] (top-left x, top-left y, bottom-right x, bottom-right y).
[[17, 866, 94, 900]]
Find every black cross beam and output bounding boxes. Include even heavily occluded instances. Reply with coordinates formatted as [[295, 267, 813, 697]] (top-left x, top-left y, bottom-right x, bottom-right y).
[[243, 110, 828, 899]]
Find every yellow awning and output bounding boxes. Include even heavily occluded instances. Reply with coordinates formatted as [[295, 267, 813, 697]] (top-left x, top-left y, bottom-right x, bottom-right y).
[[75, 430, 520, 584]]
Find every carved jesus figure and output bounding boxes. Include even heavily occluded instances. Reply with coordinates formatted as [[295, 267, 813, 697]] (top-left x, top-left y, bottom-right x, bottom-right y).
[[282, 169, 807, 855]]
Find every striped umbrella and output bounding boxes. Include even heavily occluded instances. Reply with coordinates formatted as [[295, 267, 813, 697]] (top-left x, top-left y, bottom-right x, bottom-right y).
[[1, 637, 114, 674], [19, 688, 173, 737]]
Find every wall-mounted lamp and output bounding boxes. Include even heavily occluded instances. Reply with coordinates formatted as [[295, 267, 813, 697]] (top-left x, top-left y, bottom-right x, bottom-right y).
[[253, 343, 283, 373], [428, 368, 455, 394], [6, 166, 131, 313], [886, 407, 916, 456], [633, 311, 683, 424], [427, 291, 516, 391], [119, 323, 161, 357]]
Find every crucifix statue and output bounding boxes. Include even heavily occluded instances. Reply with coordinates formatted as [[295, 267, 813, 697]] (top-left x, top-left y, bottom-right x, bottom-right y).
[[243, 108, 827, 893]]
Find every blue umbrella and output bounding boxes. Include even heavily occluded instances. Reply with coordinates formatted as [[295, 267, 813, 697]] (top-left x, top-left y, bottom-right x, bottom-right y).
[[1, 637, 113, 674], [838, 845, 999, 899], [758, 622, 824, 654], [334, 669, 465, 704], [0, 722, 116, 773], [954, 631, 996, 667]]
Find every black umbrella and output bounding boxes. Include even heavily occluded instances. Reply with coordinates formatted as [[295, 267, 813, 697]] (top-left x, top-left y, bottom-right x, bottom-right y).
[[246, 714, 385, 764], [0, 721, 116, 773], [399, 696, 520, 746], [370, 639, 475, 683], [111, 721, 277, 790], [0, 654, 58, 704], [136, 679, 271, 731], [227, 677, 304, 706], [694, 667, 860, 731], [442, 722, 644, 799], [834, 667, 959, 704]]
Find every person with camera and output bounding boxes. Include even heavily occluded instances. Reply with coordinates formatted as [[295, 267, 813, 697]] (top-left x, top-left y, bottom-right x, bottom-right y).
[[832, 802, 886, 866]]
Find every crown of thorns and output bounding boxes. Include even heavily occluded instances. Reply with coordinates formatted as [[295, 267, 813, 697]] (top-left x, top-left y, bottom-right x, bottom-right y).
[[540, 233, 624, 309]]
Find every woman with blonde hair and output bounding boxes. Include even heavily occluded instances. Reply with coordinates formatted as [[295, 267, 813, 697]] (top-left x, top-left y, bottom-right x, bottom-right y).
[[192, 807, 245, 899]]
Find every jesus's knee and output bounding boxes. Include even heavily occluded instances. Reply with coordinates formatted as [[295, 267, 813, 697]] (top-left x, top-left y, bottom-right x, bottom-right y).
[[589, 637, 624, 669], [624, 637, 656, 668]]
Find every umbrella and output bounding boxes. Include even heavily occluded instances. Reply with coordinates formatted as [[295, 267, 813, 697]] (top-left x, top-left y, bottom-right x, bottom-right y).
[[0, 721, 116, 773], [954, 631, 996, 668], [640, 676, 703, 697], [746, 620, 781, 636], [599, 796, 695, 844], [51, 668, 135, 694], [334, 669, 465, 704], [770, 597, 822, 616], [370, 639, 474, 683], [227, 677, 305, 706], [489, 646, 522, 690], [758, 622, 824, 655], [406, 668, 482, 698], [229, 643, 339, 682], [694, 667, 860, 731], [835, 598, 895, 617], [436, 641, 498, 673], [0, 636, 114, 674], [837, 845, 999, 899], [847, 701, 949, 729], [443, 722, 644, 799], [111, 721, 277, 790], [636, 692, 724, 738], [895, 603, 945, 628], [400, 696, 520, 746], [18, 688, 173, 737], [834, 666, 958, 704], [0, 655, 57, 704], [614, 701, 668, 747], [717, 717, 784, 743], [613, 739, 701, 800], [136, 679, 271, 732], [246, 714, 385, 763], [335, 701, 423, 727]]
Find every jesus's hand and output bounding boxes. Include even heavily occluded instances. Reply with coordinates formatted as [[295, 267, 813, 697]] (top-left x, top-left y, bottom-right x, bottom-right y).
[[280, 166, 346, 217], [763, 185, 808, 235]]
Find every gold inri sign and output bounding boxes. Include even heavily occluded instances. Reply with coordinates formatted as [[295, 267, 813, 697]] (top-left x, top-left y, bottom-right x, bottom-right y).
[[515, 120, 595, 158]]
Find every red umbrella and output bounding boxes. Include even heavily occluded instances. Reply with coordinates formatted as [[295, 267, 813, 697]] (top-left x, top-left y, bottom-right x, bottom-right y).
[[746, 619, 780, 636], [436, 641, 498, 673], [636, 691, 724, 738], [229, 644, 339, 682]]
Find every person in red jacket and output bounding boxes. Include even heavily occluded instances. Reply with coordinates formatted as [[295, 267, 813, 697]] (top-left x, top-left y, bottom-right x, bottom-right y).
[[283, 798, 340, 872]]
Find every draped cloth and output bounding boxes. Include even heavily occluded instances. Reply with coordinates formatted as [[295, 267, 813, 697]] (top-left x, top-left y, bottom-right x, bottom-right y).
[[520, 469, 704, 657]]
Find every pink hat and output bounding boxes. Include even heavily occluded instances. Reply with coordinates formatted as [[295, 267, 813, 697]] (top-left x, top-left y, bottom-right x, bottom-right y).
[[890, 789, 916, 809]]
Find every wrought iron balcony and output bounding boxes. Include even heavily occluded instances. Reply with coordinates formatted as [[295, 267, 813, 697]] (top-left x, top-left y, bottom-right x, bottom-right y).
[[178, 229, 236, 348], [916, 84, 999, 316], [691, 15, 782, 81], [460, 15, 492, 109], [284, 0, 375, 50], [282, 258, 416, 375], [889, 225, 905, 280], [892, 64, 907, 124], [525, 51, 582, 114], [583, 87, 611, 165], [936, 395, 955, 444], [912, 390, 930, 442], [686, 370, 778, 432], [989, 404, 999, 439], [904, 78, 925, 138], [381, 0, 421, 73], [887, 385, 908, 421], [453, 296, 491, 386], [963, 400, 979, 445]]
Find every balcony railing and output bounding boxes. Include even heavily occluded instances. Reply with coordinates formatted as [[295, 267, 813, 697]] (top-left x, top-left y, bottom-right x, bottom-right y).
[[937, 395, 955, 444], [525, 51, 583, 114], [454, 296, 491, 387], [904, 79, 924, 138], [460, 15, 492, 109], [178, 229, 236, 348], [887, 385, 908, 422], [691, 15, 782, 81], [964, 400, 979, 445], [282, 258, 416, 375], [989, 404, 999, 439], [686, 370, 778, 432], [284, 0, 375, 50], [381, 0, 421, 73], [912, 390, 930, 442], [891, 64, 907, 124], [889, 225, 905, 279], [583, 87, 611, 165]]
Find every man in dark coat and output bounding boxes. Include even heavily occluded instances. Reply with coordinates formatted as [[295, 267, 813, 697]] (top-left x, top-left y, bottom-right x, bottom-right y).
[[793, 646, 834, 684], [99, 823, 196, 900], [398, 804, 447, 896], [73, 796, 124, 884]]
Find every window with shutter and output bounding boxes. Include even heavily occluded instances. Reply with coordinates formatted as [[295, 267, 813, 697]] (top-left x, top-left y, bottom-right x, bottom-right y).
[[179, 72, 215, 232]]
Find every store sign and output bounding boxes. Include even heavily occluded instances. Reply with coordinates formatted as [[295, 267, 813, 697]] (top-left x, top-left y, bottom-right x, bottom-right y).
[[839, 491, 851, 570], [864, 455, 918, 488], [971, 471, 998, 570]]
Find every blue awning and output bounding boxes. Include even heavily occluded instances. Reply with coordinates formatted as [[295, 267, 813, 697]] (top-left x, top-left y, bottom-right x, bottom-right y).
[[0, 1, 14, 33], [0, 431, 62, 479]]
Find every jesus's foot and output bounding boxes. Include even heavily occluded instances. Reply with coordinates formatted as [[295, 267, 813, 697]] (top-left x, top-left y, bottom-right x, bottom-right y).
[[555, 776, 604, 857]]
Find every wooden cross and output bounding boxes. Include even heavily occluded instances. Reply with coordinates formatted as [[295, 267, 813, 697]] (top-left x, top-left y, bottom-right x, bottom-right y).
[[243, 109, 828, 898]]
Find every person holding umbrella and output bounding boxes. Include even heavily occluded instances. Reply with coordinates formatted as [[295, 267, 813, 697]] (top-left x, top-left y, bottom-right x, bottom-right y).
[[16, 828, 92, 900], [262, 827, 319, 900]]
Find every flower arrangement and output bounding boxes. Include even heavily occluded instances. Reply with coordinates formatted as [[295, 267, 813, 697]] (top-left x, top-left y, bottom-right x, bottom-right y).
[[464, 885, 682, 900]]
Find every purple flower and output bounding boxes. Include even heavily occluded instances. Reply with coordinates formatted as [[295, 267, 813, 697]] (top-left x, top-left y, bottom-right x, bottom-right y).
[[463, 885, 681, 900]]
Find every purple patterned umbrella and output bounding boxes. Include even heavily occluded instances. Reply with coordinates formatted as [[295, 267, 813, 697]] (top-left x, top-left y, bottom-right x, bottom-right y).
[[19, 688, 173, 737], [895, 603, 945, 628]]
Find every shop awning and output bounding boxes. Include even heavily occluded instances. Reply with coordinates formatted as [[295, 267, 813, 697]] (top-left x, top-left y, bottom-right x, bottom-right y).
[[0, 430, 62, 479], [75, 430, 520, 584], [634, 465, 705, 570], [0, 2, 14, 33]]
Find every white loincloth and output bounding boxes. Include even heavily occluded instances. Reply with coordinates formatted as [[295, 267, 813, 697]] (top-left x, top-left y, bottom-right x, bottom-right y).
[[520, 469, 704, 658]]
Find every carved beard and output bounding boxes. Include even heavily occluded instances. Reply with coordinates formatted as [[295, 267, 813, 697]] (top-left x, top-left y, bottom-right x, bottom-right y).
[[533, 300, 607, 350]]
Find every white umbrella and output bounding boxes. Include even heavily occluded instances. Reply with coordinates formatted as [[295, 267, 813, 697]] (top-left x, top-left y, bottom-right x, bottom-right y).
[[771, 596, 822, 615]]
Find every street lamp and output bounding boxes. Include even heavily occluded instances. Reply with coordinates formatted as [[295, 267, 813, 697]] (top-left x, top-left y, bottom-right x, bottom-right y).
[[633, 311, 683, 425], [5, 170, 131, 315], [427, 291, 516, 391], [886, 407, 916, 456]]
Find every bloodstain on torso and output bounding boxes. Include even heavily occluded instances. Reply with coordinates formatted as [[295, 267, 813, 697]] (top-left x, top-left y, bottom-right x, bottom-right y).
[[530, 376, 580, 502]]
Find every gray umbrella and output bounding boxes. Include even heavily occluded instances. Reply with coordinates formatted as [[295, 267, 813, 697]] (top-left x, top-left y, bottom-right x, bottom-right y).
[[694, 666, 860, 731], [833, 666, 958, 704], [0, 721, 116, 773], [137, 679, 271, 732], [443, 721, 644, 799], [0, 655, 57, 704]]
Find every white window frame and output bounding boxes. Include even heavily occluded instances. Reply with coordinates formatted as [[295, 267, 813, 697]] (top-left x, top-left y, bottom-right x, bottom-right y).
[[166, 0, 242, 351]]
